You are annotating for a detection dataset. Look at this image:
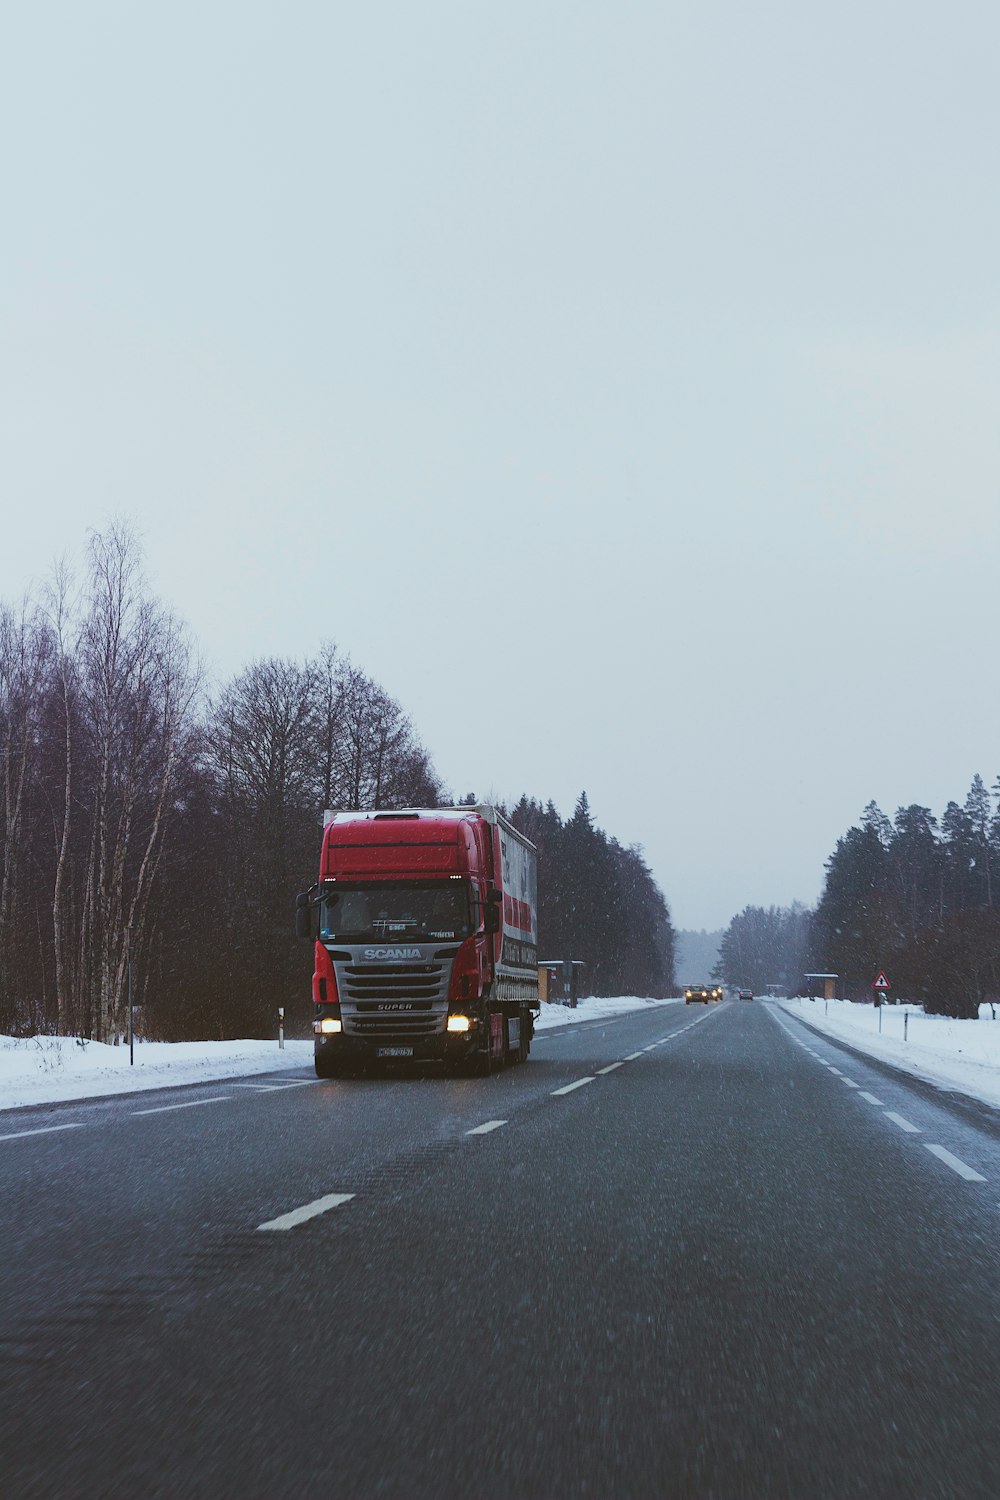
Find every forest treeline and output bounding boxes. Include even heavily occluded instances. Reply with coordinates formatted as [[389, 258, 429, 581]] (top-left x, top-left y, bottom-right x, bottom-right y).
[[506, 793, 675, 999], [712, 904, 812, 996], [0, 525, 675, 1040], [810, 787, 1000, 1017], [714, 781, 1000, 1018]]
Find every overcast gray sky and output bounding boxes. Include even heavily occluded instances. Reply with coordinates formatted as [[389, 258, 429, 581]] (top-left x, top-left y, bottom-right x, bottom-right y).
[[3, 1, 999, 929]]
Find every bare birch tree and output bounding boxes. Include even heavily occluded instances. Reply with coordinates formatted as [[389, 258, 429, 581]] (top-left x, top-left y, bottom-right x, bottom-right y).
[[75, 523, 199, 1040], [0, 597, 52, 1030], [43, 560, 80, 1035]]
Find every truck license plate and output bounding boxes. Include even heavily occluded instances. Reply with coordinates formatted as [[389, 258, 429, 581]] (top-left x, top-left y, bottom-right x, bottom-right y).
[[376, 1046, 413, 1058]]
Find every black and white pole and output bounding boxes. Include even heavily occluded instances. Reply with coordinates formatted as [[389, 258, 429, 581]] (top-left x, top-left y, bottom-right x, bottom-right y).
[[278, 1006, 285, 1051]]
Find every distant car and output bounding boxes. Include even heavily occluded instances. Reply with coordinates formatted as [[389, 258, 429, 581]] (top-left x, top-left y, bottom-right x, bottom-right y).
[[738, 988, 753, 1001], [685, 984, 723, 1004]]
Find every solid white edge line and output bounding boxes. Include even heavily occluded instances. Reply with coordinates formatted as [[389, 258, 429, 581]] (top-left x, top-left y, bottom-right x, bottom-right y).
[[858, 1092, 886, 1106], [132, 1096, 231, 1117], [0, 1123, 85, 1142], [465, 1119, 507, 1135], [924, 1144, 987, 1182], [884, 1111, 921, 1134], [258, 1192, 355, 1231], [551, 1077, 596, 1096], [597, 1062, 624, 1074]]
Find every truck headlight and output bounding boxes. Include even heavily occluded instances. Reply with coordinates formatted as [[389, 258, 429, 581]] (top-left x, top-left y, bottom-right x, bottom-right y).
[[447, 1015, 472, 1033], [315, 1018, 342, 1034]]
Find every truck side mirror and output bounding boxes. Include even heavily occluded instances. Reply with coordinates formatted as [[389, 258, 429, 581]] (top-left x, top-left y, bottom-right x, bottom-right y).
[[295, 890, 314, 940], [485, 887, 502, 935]]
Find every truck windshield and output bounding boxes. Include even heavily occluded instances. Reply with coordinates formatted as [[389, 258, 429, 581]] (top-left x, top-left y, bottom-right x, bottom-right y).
[[319, 881, 471, 943]]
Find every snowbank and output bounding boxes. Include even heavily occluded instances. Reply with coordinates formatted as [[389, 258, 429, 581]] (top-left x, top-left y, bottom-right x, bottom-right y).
[[0, 996, 681, 1110], [778, 997, 1000, 1110]]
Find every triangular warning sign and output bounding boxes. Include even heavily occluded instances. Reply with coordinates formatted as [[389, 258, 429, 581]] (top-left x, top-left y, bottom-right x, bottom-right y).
[[873, 971, 890, 989]]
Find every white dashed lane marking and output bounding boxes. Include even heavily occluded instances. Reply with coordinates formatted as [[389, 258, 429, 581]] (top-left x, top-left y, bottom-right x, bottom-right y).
[[924, 1145, 987, 1182], [132, 1097, 232, 1117], [551, 1077, 596, 1096], [597, 1063, 624, 1075], [256, 1079, 317, 1089], [0, 1123, 85, 1143], [775, 1009, 992, 1188], [258, 1192, 355, 1231], [885, 1112, 921, 1134], [465, 1119, 507, 1135], [624, 1052, 644, 1061], [230, 1080, 318, 1092]]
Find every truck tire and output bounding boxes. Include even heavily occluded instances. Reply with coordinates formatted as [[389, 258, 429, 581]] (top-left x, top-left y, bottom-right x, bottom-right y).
[[464, 1044, 493, 1078], [472, 1013, 504, 1076]]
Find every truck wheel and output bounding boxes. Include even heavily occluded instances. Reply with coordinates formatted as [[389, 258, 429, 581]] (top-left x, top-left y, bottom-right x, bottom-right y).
[[514, 1010, 530, 1063], [464, 1044, 493, 1078], [471, 1014, 504, 1076]]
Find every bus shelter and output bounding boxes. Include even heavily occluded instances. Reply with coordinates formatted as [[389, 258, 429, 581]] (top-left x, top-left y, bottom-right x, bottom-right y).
[[804, 973, 839, 1001], [538, 959, 586, 1007]]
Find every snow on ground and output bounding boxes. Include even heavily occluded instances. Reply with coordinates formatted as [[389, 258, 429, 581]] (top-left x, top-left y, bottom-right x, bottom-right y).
[[0, 995, 682, 1111], [778, 996, 1000, 1111], [0, 1036, 316, 1111]]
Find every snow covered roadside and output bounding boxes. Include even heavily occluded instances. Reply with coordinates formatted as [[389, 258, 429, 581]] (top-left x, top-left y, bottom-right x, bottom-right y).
[[0, 1036, 316, 1111], [0, 996, 681, 1111], [778, 997, 1000, 1111]]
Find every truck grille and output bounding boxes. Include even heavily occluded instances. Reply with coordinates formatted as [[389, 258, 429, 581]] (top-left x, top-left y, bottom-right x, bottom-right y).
[[335, 958, 451, 1038], [340, 961, 446, 1002]]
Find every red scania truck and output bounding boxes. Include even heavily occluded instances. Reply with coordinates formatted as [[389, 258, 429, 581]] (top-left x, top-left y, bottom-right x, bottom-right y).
[[296, 806, 539, 1077]]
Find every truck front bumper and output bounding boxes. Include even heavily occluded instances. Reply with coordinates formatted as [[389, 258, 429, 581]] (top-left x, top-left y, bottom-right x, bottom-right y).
[[314, 1030, 480, 1066]]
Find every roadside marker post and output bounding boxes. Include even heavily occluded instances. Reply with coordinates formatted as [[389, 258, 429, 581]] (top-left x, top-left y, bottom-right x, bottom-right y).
[[278, 1006, 285, 1051]]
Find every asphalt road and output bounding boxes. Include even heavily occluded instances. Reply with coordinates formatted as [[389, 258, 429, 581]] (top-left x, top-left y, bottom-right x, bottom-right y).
[[4, 1000, 1000, 1499]]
